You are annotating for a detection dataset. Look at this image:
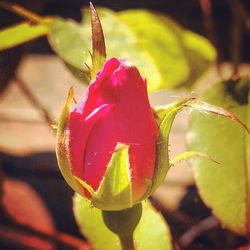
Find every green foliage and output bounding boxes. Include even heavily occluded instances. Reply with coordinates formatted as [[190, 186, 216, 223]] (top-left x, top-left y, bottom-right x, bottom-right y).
[[48, 17, 90, 76], [119, 10, 216, 90], [187, 78, 250, 235], [0, 19, 51, 51], [73, 194, 172, 250], [48, 8, 216, 91], [0, 5, 216, 91]]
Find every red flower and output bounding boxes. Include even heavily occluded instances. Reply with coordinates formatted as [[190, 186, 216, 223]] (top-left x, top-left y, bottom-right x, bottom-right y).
[[56, 58, 158, 210]]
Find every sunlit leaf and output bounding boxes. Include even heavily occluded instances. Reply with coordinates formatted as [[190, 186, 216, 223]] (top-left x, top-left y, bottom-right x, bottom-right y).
[[48, 8, 216, 91], [119, 10, 216, 90], [48, 17, 90, 75], [73, 194, 172, 250], [48, 9, 158, 86], [187, 78, 250, 235], [0, 19, 51, 51]]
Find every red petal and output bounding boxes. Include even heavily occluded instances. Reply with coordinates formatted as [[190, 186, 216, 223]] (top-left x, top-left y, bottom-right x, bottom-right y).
[[69, 58, 158, 201]]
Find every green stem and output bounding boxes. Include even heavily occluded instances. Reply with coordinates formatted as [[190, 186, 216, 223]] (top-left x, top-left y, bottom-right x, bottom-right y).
[[102, 203, 142, 250], [119, 234, 135, 250]]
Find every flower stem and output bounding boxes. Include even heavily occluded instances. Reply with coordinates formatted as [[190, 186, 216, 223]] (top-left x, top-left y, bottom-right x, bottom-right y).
[[102, 203, 142, 250], [119, 234, 135, 250]]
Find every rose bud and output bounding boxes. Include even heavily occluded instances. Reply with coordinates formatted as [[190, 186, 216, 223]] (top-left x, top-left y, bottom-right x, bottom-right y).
[[56, 58, 159, 211]]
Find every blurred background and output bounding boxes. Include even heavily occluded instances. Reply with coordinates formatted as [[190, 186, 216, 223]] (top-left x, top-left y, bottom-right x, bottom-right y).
[[0, 0, 250, 249]]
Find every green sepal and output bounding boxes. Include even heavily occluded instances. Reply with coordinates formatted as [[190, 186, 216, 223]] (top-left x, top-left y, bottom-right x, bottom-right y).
[[74, 176, 95, 196], [56, 88, 82, 194], [186, 99, 249, 133], [150, 97, 195, 194], [56, 92, 133, 211], [150, 95, 246, 195], [92, 143, 133, 211], [170, 151, 220, 167], [90, 3, 106, 80]]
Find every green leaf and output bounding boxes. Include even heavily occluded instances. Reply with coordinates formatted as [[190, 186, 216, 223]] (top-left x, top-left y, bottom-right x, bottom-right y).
[[118, 10, 186, 91], [48, 8, 215, 90], [187, 78, 250, 235], [73, 194, 172, 250], [48, 17, 91, 79], [0, 19, 51, 51], [92, 143, 132, 211], [119, 10, 216, 90]]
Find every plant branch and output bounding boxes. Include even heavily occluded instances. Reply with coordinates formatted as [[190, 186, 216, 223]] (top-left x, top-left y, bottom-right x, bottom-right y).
[[229, 0, 245, 78], [199, 0, 222, 76], [0, 1, 42, 23], [236, 1, 250, 31], [178, 215, 219, 248], [15, 77, 54, 126]]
